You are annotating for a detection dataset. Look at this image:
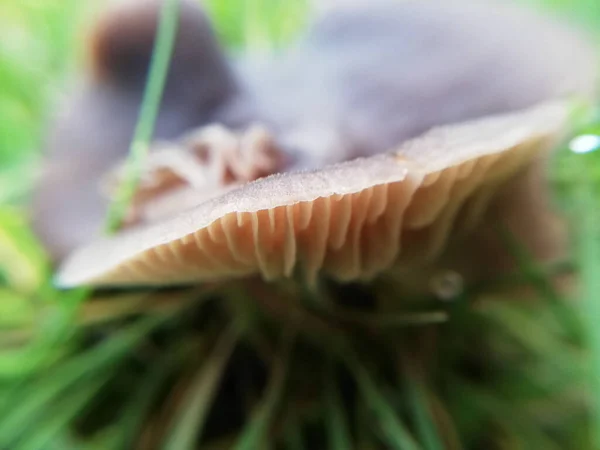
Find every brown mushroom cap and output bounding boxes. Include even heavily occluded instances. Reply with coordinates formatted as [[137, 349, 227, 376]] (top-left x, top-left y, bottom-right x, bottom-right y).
[[56, 101, 573, 288]]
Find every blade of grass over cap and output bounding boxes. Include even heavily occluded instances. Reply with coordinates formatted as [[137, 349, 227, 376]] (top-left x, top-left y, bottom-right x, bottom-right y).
[[104, 0, 180, 232]]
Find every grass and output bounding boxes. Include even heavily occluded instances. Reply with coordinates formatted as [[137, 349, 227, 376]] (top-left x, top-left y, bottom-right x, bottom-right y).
[[1, 0, 600, 449], [104, 0, 181, 232]]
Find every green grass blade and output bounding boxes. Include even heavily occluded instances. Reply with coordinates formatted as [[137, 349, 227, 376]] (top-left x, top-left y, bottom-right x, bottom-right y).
[[404, 371, 445, 450], [576, 169, 600, 448], [105, 0, 180, 231], [163, 326, 239, 450], [242, 0, 272, 52], [16, 374, 108, 450], [283, 416, 305, 450], [448, 378, 560, 450], [335, 310, 448, 329], [0, 207, 49, 294], [324, 360, 352, 450], [114, 342, 190, 450], [232, 334, 294, 450], [0, 314, 167, 445], [348, 357, 421, 450], [495, 225, 582, 339]]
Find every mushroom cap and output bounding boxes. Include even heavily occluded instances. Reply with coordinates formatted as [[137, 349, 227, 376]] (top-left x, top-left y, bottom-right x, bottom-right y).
[[56, 101, 573, 288]]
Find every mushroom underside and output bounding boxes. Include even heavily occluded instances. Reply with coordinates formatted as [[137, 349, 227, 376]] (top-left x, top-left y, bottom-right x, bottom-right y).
[[56, 101, 571, 288]]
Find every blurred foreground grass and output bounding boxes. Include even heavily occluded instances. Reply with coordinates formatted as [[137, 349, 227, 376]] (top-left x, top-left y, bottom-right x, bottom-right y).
[[2, 0, 600, 449]]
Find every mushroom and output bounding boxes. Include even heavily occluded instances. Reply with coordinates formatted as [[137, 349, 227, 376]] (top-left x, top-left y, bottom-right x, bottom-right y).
[[56, 100, 576, 288], [32, 0, 599, 265], [101, 124, 286, 227]]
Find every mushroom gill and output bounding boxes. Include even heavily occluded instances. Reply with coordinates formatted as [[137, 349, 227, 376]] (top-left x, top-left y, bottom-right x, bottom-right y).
[[56, 100, 573, 288]]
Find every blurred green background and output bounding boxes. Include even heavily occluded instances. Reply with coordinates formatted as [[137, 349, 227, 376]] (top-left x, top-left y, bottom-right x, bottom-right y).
[[2, 0, 600, 449]]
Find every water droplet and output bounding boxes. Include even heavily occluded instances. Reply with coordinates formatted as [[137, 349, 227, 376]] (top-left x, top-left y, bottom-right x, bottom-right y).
[[430, 270, 464, 301], [569, 134, 600, 154]]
